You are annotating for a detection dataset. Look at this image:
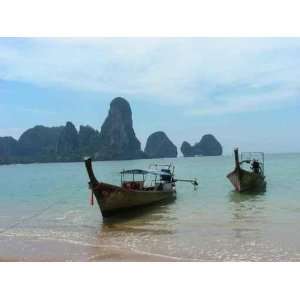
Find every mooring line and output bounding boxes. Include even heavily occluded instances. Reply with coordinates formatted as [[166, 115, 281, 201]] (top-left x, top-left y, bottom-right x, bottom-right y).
[[0, 189, 80, 235]]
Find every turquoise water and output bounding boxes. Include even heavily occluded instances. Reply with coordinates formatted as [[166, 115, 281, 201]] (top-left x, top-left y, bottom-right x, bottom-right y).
[[0, 154, 300, 261]]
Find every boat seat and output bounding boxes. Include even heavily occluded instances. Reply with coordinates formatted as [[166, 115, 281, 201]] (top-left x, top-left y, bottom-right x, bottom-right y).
[[122, 181, 144, 190]]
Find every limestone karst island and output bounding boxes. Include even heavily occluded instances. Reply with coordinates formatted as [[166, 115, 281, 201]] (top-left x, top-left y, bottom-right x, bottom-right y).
[[0, 97, 222, 164]]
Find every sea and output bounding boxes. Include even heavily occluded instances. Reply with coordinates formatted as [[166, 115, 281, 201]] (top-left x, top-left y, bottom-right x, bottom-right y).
[[0, 153, 300, 261]]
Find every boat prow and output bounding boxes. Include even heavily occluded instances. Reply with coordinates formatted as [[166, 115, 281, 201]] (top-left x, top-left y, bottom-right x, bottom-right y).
[[227, 168, 266, 192], [227, 148, 266, 193]]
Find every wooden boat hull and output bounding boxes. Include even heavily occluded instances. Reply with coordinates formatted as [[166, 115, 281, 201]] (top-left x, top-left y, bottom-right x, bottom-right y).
[[227, 168, 266, 192], [92, 182, 176, 217], [85, 158, 176, 218]]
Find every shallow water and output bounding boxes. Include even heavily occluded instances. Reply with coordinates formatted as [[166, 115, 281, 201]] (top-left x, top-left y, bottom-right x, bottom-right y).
[[1, 154, 300, 261]]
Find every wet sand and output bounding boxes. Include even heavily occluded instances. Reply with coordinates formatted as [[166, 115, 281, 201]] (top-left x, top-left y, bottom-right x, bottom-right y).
[[0, 237, 178, 262]]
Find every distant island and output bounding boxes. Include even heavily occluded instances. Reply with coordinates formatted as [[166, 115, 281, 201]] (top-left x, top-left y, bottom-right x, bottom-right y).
[[181, 134, 223, 157], [144, 131, 177, 159], [0, 97, 222, 164]]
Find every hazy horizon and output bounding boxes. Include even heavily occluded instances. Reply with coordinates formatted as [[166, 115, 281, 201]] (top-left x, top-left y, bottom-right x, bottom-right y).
[[1, 38, 300, 154]]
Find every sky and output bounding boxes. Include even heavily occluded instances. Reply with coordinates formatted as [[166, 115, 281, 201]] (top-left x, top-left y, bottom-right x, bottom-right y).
[[0, 37, 300, 154]]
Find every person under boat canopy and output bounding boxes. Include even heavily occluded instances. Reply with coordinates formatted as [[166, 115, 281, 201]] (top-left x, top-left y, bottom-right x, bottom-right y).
[[251, 159, 261, 174], [160, 168, 175, 183]]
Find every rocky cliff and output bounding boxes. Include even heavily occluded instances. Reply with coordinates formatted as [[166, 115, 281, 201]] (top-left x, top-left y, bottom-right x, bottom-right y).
[[95, 97, 144, 160], [56, 121, 80, 161], [180, 141, 194, 157], [18, 125, 64, 162], [0, 137, 19, 164], [181, 134, 222, 156], [0, 97, 146, 164], [144, 131, 177, 158], [78, 125, 101, 157]]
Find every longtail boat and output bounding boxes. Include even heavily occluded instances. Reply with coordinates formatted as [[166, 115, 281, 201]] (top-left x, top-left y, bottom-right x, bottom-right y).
[[85, 158, 198, 218], [227, 148, 266, 192]]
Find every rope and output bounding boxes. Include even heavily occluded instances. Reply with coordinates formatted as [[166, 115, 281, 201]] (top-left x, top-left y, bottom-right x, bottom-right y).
[[0, 188, 80, 235], [90, 190, 94, 206]]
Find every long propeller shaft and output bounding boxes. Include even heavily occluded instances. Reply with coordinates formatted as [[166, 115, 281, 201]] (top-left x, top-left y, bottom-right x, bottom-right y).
[[175, 179, 198, 186]]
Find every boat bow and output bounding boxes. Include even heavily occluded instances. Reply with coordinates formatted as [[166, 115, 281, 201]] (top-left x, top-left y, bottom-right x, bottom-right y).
[[84, 157, 99, 187]]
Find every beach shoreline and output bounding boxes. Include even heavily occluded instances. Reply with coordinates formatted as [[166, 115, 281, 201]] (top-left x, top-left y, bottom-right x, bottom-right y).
[[0, 236, 179, 262]]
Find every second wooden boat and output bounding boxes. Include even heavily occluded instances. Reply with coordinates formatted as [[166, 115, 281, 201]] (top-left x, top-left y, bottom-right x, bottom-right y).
[[227, 148, 266, 192]]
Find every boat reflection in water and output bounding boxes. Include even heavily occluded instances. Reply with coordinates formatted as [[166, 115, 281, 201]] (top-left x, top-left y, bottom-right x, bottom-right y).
[[228, 190, 267, 240]]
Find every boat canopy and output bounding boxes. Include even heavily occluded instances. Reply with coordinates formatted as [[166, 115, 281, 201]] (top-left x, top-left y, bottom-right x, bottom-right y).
[[241, 151, 264, 166], [120, 169, 170, 176]]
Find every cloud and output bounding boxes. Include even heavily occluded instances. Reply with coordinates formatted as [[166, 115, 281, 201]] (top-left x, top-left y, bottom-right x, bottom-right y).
[[0, 38, 300, 114]]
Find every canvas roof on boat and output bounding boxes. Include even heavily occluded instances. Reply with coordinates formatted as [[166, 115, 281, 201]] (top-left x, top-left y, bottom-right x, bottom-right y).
[[120, 169, 170, 176]]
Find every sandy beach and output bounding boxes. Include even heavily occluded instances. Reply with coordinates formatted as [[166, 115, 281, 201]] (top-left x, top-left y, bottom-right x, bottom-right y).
[[0, 236, 179, 262]]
